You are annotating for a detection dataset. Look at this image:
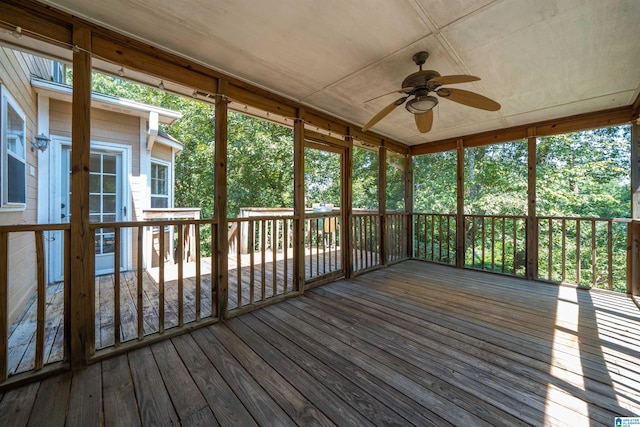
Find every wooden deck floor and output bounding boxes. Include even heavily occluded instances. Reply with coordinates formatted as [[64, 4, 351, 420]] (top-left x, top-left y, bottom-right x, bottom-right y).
[[2, 260, 639, 426]]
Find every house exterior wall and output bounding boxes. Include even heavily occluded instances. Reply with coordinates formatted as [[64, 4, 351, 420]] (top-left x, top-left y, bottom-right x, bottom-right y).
[[49, 99, 145, 268], [0, 48, 40, 325], [1, 47, 182, 326]]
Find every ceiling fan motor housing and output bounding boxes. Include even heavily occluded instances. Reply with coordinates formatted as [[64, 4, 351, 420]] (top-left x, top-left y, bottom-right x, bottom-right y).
[[401, 70, 442, 93]]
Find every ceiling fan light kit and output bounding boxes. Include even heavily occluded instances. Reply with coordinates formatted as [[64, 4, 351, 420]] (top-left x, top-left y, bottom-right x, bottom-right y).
[[406, 92, 438, 113], [363, 51, 501, 134]]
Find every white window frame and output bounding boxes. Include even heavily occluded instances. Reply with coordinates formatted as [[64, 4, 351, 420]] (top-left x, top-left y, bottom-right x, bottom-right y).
[[150, 158, 171, 209], [1, 86, 27, 210]]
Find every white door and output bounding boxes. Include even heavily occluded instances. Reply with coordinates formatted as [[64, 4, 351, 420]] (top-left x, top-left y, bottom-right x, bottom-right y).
[[90, 151, 123, 274], [47, 143, 70, 283], [48, 141, 129, 281]]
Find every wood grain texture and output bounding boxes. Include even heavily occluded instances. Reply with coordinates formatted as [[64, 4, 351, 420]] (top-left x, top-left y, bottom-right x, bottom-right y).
[[66, 362, 102, 427], [102, 355, 141, 427], [27, 372, 71, 427], [191, 327, 295, 426], [171, 333, 257, 426], [207, 322, 335, 426], [150, 339, 207, 422], [1, 261, 639, 426], [127, 346, 179, 426], [70, 23, 93, 368]]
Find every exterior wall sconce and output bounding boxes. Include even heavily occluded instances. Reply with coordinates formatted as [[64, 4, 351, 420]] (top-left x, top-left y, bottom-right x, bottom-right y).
[[31, 133, 50, 152]]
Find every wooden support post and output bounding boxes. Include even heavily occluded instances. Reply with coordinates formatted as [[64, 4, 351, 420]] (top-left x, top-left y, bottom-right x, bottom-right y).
[[293, 109, 306, 292], [404, 153, 414, 258], [70, 23, 93, 367], [343, 129, 353, 277], [214, 81, 229, 318], [455, 139, 465, 268], [629, 121, 640, 295], [526, 130, 538, 280], [378, 146, 387, 266]]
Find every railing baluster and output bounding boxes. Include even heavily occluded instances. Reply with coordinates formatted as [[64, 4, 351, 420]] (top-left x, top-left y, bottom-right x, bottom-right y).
[[273, 219, 278, 297], [481, 217, 485, 270], [283, 219, 288, 293], [490, 217, 495, 271], [447, 215, 452, 264], [471, 216, 476, 267], [430, 214, 435, 262], [64, 228, 71, 360], [137, 226, 144, 339], [177, 225, 184, 327], [262, 219, 267, 300], [237, 221, 243, 307], [113, 228, 121, 346], [576, 220, 581, 285], [438, 215, 443, 262], [512, 218, 517, 275], [195, 223, 201, 321], [367, 216, 372, 269], [248, 220, 254, 304], [607, 221, 613, 291], [591, 220, 597, 288], [501, 218, 506, 273], [0, 231, 7, 381], [34, 231, 46, 369], [561, 219, 567, 282], [313, 218, 319, 276], [158, 226, 165, 334], [548, 219, 553, 281]]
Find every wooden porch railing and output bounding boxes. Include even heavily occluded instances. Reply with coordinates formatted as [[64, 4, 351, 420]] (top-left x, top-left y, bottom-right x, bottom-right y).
[[413, 213, 456, 265], [386, 212, 410, 264], [0, 212, 634, 388], [537, 216, 629, 291], [351, 213, 382, 274], [89, 218, 220, 356], [413, 212, 632, 291], [0, 224, 71, 385], [464, 214, 528, 276]]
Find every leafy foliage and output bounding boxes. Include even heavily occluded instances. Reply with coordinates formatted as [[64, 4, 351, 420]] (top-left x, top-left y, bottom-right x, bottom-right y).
[[412, 126, 632, 291]]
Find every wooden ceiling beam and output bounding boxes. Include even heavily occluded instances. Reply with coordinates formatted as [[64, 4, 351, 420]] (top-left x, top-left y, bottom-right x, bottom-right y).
[[411, 105, 635, 156]]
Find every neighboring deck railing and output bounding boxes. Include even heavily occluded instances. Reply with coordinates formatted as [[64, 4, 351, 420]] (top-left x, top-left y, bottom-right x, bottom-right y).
[[227, 215, 296, 312], [305, 212, 342, 281]]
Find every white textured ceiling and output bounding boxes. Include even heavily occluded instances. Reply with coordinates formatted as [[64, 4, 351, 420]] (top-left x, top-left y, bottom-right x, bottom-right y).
[[40, 0, 640, 145]]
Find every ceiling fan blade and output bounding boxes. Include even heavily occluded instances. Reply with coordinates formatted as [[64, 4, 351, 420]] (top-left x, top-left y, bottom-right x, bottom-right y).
[[362, 96, 408, 131], [429, 75, 480, 85], [363, 89, 405, 103], [414, 110, 433, 133], [436, 88, 501, 111]]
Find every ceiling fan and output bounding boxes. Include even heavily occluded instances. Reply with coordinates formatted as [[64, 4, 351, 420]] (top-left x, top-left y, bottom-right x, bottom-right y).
[[362, 51, 501, 134]]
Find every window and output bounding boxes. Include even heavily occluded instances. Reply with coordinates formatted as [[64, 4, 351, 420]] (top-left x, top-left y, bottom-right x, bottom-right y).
[[51, 61, 66, 84], [150, 160, 170, 208], [1, 86, 26, 208]]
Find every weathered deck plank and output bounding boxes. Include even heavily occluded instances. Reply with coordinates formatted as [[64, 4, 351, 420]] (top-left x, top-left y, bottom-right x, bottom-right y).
[[102, 354, 141, 427], [26, 372, 71, 427], [1, 261, 638, 426]]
